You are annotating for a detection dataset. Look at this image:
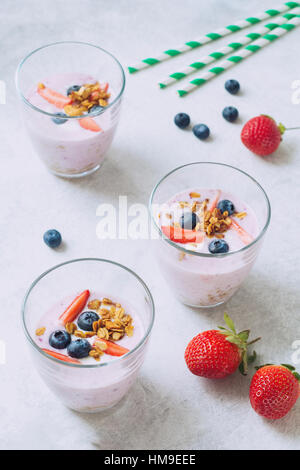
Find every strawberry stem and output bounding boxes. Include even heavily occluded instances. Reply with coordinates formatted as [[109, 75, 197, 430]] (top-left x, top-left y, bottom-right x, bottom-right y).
[[247, 337, 261, 346]]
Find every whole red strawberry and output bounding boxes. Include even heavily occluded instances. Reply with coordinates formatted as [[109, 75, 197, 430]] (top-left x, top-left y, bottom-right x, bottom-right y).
[[184, 314, 260, 379], [241, 115, 285, 156], [249, 364, 300, 420]]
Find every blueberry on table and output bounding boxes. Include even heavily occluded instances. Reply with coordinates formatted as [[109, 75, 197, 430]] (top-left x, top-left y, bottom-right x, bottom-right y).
[[217, 200, 235, 215], [49, 330, 71, 350], [180, 212, 199, 230], [43, 229, 62, 248], [209, 239, 229, 254], [174, 113, 190, 129], [67, 339, 91, 359], [225, 79, 240, 95], [192, 124, 210, 140], [66, 85, 81, 95], [222, 106, 239, 123], [77, 311, 100, 331], [51, 112, 68, 125], [88, 104, 103, 114]]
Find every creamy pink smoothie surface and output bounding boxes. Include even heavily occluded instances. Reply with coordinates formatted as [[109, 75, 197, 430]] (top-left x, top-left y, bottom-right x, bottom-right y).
[[157, 189, 260, 307], [26, 73, 117, 175], [33, 293, 145, 412]]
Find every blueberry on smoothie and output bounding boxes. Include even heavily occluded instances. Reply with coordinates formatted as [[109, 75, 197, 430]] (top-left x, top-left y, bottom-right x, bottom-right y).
[[51, 112, 68, 125], [67, 339, 91, 359], [66, 85, 81, 95], [222, 106, 238, 123], [192, 124, 210, 140], [88, 104, 103, 114], [209, 239, 229, 254], [180, 212, 199, 230], [49, 330, 71, 350], [217, 200, 235, 215], [174, 113, 190, 129], [225, 79, 240, 95], [43, 229, 62, 248], [77, 311, 100, 331]]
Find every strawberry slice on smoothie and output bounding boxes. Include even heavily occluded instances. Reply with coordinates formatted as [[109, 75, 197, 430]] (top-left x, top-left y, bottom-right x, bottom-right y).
[[59, 290, 90, 325], [94, 339, 129, 357], [37, 83, 71, 108], [78, 117, 102, 132], [230, 219, 254, 245], [42, 349, 80, 364], [209, 190, 221, 212], [161, 226, 204, 244]]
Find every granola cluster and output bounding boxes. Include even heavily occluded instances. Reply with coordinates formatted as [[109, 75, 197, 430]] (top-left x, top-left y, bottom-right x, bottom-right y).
[[204, 207, 232, 238], [176, 195, 247, 239], [64, 82, 110, 117], [35, 297, 134, 363]]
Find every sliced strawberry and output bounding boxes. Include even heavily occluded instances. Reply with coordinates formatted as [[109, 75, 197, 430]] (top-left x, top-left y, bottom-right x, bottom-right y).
[[209, 190, 221, 212], [94, 339, 129, 357], [78, 117, 102, 132], [101, 82, 109, 92], [37, 85, 71, 109], [59, 290, 90, 325], [42, 349, 80, 364], [230, 218, 253, 245], [161, 226, 204, 244]]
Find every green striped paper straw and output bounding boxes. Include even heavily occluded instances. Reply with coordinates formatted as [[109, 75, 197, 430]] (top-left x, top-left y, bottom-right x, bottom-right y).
[[128, 2, 300, 73], [159, 9, 300, 88], [177, 15, 300, 97]]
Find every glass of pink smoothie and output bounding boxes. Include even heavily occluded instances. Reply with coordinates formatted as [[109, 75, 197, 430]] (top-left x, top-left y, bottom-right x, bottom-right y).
[[150, 162, 271, 308], [15, 42, 125, 178], [22, 258, 155, 413]]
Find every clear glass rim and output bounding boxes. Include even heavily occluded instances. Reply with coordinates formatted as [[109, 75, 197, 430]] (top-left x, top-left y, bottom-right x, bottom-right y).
[[149, 161, 271, 258], [21, 258, 155, 368], [15, 41, 126, 119]]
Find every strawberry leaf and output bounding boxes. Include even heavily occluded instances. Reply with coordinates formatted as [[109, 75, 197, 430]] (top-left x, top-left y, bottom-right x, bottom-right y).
[[239, 360, 246, 376], [238, 330, 250, 342], [278, 123, 286, 135], [226, 336, 242, 348], [255, 363, 273, 370], [248, 350, 257, 365], [281, 364, 295, 371], [293, 372, 300, 381], [224, 313, 236, 334]]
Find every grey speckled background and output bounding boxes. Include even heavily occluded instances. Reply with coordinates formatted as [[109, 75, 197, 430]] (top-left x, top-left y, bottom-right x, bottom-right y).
[[0, 0, 299, 450]]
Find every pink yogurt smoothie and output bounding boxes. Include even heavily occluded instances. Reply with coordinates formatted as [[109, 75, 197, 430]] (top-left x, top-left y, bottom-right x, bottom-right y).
[[157, 189, 260, 307], [26, 73, 120, 176], [33, 292, 145, 412]]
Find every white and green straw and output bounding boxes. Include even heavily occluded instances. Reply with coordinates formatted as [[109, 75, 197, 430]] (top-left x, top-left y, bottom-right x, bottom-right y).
[[159, 9, 300, 88], [176, 15, 300, 97], [128, 1, 300, 73]]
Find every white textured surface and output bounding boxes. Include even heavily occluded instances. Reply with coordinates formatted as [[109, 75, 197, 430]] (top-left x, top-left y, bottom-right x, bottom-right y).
[[1, 0, 300, 450]]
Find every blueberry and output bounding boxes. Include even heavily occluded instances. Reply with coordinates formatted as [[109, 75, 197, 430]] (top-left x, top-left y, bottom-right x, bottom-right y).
[[49, 330, 71, 350], [88, 104, 103, 115], [217, 200, 235, 215], [43, 229, 62, 248], [209, 239, 229, 254], [192, 124, 210, 140], [67, 339, 91, 359], [51, 112, 68, 125], [77, 311, 100, 331], [174, 113, 190, 129], [67, 85, 81, 95], [180, 212, 199, 230], [225, 79, 240, 95], [222, 106, 238, 123]]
